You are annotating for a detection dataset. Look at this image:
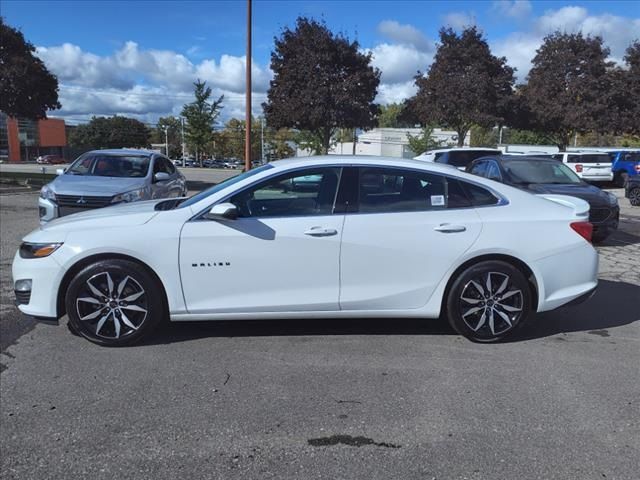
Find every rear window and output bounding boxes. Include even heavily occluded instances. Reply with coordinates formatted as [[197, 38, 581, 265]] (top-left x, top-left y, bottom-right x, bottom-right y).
[[567, 154, 610, 164], [459, 181, 500, 206], [439, 150, 501, 168]]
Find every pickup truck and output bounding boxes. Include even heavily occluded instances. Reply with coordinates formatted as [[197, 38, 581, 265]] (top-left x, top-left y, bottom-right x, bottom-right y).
[[610, 151, 640, 187]]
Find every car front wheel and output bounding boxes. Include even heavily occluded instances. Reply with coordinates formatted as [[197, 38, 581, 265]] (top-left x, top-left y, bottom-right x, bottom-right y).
[[65, 259, 164, 346], [445, 260, 532, 343], [629, 187, 640, 206]]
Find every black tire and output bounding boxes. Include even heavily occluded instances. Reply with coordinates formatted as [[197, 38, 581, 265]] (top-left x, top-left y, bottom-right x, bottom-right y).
[[591, 232, 610, 244], [65, 259, 164, 346], [445, 260, 532, 343], [629, 187, 640, 206], [614, 172, 628, 188]]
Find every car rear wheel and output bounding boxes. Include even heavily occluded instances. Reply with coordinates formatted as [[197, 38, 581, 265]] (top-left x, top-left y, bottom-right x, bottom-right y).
[[629, 187, 640, 206], [614, 172, 628, 188], [65, 259, 164, 346], [446, 261, 532, 343]]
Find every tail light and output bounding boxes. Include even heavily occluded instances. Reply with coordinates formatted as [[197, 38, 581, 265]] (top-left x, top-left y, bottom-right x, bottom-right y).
[[570, 221, 593, 243], [575, 164, 583, 173], [635, 164, 640, 174]]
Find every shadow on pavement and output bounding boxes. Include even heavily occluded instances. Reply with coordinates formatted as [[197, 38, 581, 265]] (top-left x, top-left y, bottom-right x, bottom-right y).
[[144, 279, 639, 345]]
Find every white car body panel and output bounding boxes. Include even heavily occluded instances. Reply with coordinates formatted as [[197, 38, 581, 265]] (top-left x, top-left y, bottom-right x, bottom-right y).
[[12, 156, 599, 326], [554, 152, 613, 182]]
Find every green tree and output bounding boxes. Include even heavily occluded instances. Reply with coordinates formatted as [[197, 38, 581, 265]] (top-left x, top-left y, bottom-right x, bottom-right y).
[[181, 79, 223, 165], [68, 116, 150, 149], [267, 128, 296, 160], [522, 32, 613, 151], [623, 41, 640, 135], [406, 27, 515, 147], [378, 103, 413, 128], [151, 116, 182, 158], [503, 128, 551, 145], [406, 125, 444, 155], [264, 17, 380, 154], [0, 17, 61, 118], [470, 125, 498, 147]]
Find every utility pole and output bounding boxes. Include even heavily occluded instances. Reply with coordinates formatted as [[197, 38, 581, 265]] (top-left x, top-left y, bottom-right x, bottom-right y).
[[244, 0, 252, 171], [181, 117, 186, 159], [352, 129, 357, 155]]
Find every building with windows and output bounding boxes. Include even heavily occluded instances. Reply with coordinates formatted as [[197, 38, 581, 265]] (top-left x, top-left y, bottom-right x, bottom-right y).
[[0, 112, 67, 162]]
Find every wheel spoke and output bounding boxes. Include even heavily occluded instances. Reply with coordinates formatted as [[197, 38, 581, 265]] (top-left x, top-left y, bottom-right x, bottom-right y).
[[469, 280, 485, 297], [86, 279, 105, 299], [488, 308, 496, 335], [496, 275, 509, 295], [497, 303, 522, 312], [122, 291, 144, 302], [500, 289, 521, 301], [461, 296, 482, 305], [462, 306, 484, 317], [116, 276, 130, 298], [119, 310, 138, 331], [494, 307, 513, 327], [106, 272, 115, 296], [80, 309, 104, 321], [120, 304, 147, 313], [77, 297, 102, 305], [485, 273, 493, 295], [95, 312, 111, 335], [472, 309, 487, 331], [113, 315, 121, 339]]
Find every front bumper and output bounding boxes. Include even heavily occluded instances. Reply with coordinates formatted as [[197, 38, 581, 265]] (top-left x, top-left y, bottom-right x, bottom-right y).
[[12, 250, 66, 319], [39, 197, 58, 223], [590, 205, 620, 238]]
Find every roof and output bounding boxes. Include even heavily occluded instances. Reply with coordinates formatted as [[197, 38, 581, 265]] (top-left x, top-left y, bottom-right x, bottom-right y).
[[86, 149, 157, 156]]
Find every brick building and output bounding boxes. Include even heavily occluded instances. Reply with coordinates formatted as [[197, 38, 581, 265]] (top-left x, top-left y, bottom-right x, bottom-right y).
[[0, 112, 67, 162]]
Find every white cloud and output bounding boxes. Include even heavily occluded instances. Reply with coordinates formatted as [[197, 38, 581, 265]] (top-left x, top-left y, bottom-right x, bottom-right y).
[[375, 81, 417, 105], [442, 12, 477, 30], [492, 1, 532, 20], [377, 20, 433, 52], [366, 43, 432, 84]]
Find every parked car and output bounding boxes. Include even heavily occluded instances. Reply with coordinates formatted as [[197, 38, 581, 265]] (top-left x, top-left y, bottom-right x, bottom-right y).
[[36, 155, 66, 165], [466, 155, 619, 242], [183, 158, 197, 167], [609, 151, 640, 187], [38, 149, 187, 223], [625, 176, 640, 206], [549, 151, 613, 183], [414, 148, 501, 171], [172, 159, 184, 167], [14, 156, 598, 346]]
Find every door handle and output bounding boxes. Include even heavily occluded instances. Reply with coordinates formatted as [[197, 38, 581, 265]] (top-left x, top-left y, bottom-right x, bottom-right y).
[[304, 226, 338, 237], [434, 224, 466, 233]]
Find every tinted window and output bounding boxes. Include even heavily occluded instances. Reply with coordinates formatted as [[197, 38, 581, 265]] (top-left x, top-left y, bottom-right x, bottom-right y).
[[504, 160, 582, 185], [230, 167, 341, 218], [470, 161, 487, 176], [67, 154, 150, 178], [357, 168, 471, 213], [567, 154, 610, 164], [447, 150, 501, 168], [459, 181, 500, 206], [486, 162, 502, 181]]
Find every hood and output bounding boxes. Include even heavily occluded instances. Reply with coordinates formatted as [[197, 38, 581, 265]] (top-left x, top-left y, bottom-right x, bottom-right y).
[[49, 174, 147, 196], [523, 183, 609, 206], [35, 200, 162, 237]]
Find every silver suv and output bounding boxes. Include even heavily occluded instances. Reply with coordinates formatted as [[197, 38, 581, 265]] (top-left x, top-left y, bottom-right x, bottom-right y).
[[39, 149, 187, 223]]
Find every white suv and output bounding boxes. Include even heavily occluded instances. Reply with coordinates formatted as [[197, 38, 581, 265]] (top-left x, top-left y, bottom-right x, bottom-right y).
[[551, 152, 613, 182], [414, 148, 501, 171]]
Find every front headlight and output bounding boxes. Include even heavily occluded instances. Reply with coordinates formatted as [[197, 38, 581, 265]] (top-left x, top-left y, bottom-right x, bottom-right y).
[[605, 191, 618, 206], [111, 188, 145, 204], [40, 184, 56, 201], [19, 242, 63, 259]]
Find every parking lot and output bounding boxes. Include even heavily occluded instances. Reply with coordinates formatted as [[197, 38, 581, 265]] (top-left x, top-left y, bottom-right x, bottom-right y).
[[1, 187, 639, 479]]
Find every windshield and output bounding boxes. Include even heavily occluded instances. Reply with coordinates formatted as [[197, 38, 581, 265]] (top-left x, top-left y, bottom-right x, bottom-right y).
[[610, 152, 640, 162], [179, 164, 274, 208], [504, 160, 583, 185], [67, 153, 151, 177]]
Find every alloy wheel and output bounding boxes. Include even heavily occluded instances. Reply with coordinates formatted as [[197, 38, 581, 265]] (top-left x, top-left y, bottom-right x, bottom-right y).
[[630, 187, 640, 206], [75, 271, 148, 340], [459, 271, 524, 336]]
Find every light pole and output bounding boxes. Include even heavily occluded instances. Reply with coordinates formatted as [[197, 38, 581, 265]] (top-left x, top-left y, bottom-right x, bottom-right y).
[[180, 117, 186, 159], [245, 0, 252, 171], [260, 117, 264, 164], [163, 126, 169, 158]]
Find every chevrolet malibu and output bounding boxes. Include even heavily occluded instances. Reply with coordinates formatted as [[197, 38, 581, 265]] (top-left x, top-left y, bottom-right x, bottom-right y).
[[13, 156, 598, 346]]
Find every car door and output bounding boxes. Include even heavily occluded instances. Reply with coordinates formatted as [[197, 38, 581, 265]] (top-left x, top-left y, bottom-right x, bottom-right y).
[[485, 160, 503, 182], [339, 166, 482, 310], [179, 166, 344, 313], [151, 156, 180, 198]]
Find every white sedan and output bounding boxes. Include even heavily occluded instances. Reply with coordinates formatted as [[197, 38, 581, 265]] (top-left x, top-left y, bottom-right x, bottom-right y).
[[12, 156, 598, 346]]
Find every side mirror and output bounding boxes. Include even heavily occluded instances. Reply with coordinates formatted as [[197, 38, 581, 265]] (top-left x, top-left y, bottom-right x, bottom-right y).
[[154, 172, 170, 183], [56, 168, 65, 175], [206, 202, 238, 220]]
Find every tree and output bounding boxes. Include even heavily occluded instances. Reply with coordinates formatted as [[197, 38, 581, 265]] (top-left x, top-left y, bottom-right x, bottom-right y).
[[151, 116, 182, 158], [264, 17, 380, 154], [181, 79, 223, 165], [68, 116, 150, 149], [406, 125, 444, 155], [622, 41, 640, 134], [0, 17, 61, 118], [405, 27, 515, 147], [267, 128, 296, 160], [378, 103, 414, 128], [470, 125, 498, 147], [522, 32, 613, 151]]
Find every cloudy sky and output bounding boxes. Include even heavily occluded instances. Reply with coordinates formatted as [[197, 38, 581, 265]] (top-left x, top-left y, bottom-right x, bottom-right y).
[[3, 0, 639, 125]]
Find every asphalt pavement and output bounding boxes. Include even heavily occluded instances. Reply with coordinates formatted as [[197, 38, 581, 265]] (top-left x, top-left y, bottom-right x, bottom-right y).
[[1, 188, 639, 479]]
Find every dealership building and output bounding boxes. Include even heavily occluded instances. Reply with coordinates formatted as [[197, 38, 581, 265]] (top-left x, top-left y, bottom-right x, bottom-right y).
[[0, 112, 67, 162]]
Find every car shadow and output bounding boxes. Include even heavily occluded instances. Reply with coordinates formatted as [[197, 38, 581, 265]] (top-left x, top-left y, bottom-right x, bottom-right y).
[[598, 228, 640, 247], [142, 279, 639, 346]]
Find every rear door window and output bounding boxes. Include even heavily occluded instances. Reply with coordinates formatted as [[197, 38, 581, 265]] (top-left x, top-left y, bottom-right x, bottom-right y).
[[447, 150, 501, 168]]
